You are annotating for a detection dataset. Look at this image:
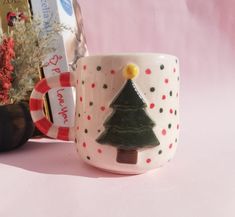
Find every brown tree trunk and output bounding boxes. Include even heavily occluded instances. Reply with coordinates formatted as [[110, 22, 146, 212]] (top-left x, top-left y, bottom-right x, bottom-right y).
[[116, 149, 138, 164]]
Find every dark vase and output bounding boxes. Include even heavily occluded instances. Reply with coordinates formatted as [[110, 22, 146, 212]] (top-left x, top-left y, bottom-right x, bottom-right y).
[[0, 102, 35, 152]]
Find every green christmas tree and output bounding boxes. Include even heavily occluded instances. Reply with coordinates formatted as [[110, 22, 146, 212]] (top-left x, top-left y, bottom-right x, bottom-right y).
[[97, 64, 160, 164]]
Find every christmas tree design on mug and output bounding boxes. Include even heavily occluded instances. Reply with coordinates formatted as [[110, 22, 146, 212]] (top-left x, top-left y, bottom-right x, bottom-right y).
[[97, 64, 160, 164]]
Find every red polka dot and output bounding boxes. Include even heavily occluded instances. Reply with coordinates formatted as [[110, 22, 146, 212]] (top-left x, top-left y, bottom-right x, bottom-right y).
[[169, 144, 173, 149], [87, 115, 91, 120], [110, 70, 115, 74], [83, 65, 87, 70], [169, 108, 173, 114], [145, 68, 151, 75], [162, 95, 166, 100], [100, 106, 106, 111], [91, 83, 95, 88], [98, 149, 102, 154], [146, 158, 151, 164], [150, 103, 155, 109], [164, 78, 169, 84], [176, 92, 179, 97], [177, 124, 180, 130], [77, 126, 79, 130], [173, 68, 176, 73], [83, 142, 86, 148], [76, 80, 79, 84], [162, 129, 167, 136], [79, 97, 83, 102]]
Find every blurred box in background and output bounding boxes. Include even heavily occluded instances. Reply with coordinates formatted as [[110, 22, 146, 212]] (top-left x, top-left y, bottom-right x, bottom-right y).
[[31, 0, 88, 127]]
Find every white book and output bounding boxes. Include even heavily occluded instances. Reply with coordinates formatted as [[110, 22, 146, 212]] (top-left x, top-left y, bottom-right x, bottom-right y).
[[31, 0, 88, 126]]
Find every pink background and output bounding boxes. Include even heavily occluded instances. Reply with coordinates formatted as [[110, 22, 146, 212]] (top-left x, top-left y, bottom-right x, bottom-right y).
[[0, 0, 235, 216]]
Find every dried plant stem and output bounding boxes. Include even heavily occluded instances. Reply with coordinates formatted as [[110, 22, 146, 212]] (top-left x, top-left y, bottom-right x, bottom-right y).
[[6, 18, 70, 103]]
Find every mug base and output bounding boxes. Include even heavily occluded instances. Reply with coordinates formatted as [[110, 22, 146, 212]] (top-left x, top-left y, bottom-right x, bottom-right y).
[[85, 160, 160, 175]]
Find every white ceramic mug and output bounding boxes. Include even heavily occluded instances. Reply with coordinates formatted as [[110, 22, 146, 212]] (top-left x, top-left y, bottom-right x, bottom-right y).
[[30, 53, 180, 174]]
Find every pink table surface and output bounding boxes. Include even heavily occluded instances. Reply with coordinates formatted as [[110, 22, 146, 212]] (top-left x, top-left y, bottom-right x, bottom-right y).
[[1, 0, 235, 216]]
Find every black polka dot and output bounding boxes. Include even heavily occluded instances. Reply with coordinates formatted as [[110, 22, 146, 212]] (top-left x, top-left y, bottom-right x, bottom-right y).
[[169, 91, 173, 96], [97, 66, 102, 71], [89, 102, 93, 106], [159, 108, 163, 113], [82, 80, 85, 85], [87, 156, 91, 160], [158, 150, 163, 155], [168, 124, 172, 129], [175, 59, 178, 64], [150, 87, 155, 92], [160, 64, 164, 70], [78, 113, 81, 117], [84, 129, 88, 134], [177, 76, 180, 81], [175, 138, 178, 143], [175, 110, 177, 115], [103, 84, 108, 89], [75, 138, 77, 143], [98, 129, 101, 133]]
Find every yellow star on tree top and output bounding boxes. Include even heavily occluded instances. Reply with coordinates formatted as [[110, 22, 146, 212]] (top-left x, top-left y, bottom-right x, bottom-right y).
[[123, 63, 139, 79]]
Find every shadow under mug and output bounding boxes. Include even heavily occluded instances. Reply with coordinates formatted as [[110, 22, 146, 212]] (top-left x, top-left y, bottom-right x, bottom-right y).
[[29, 53, 180, 174]]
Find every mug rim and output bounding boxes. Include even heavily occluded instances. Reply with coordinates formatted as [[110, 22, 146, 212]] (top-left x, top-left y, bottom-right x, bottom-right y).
[[80, 52, 178, 60]]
